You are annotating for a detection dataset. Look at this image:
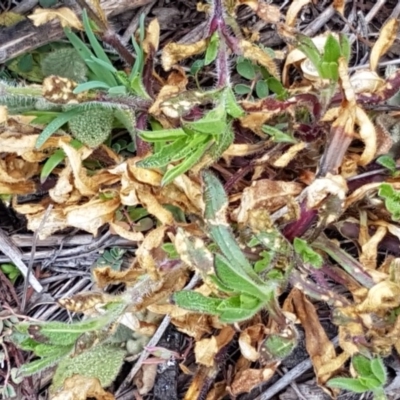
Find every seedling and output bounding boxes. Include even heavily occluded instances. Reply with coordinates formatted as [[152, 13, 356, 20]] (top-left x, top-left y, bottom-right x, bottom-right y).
[[328, 355, 387, 400]]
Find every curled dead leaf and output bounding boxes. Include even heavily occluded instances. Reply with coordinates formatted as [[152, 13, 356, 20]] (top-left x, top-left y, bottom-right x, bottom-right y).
[[28, 7, 83, 30], [229, 366, 277, 395], [50, 375, 115, 400], [161, 40, 207, 71], [233, 179, 303, 224], [239, 39, 279, 79], [354, 106, 377, 166], [370, 18, 399, 71]]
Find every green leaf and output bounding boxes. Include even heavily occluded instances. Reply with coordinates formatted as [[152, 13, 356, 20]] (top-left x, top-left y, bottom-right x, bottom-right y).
[[35, 108, 84, 149], [52, 345, 126, 390], [219, 307, 260, 323], [161, 138, 210, 186], [234, 84, 252, 95], [18, 54, 33, 73], [262, 334, 297, 360], [81, 11, 113, 69], [136, 136, 192, 168], [223, 87, 245, 118], [202, 171, 262, 282], [237, 59, 256, 80], [262, 125, 296, 143], [107, 86, 127, 95], [1, 383, 17, 398], [205, 32, 219, 65], [376, 155, 396, 173], [352, 354, 373, 376], [64, 29, 115, 87], [339, 33, 351, 63], [73, 81, 111, 93], [190, 59, 205, 75], [139, 128, 188, 142], [296, 34, 323, 77], [87, 56, 117, 73], [293, 238, 323, 268], [378, 183, 395, 198], [266, 77, 287, 98], [359, 376, 382, 390], [173, 291, 222, 315], [370, 358, 387, 385], [19, 352, 68, 377], [256, 80, 269, 98], [185, 105, 227, 134], [214, 254, 269, 301], [323, 34, 341, 64], [327, 377, 370, 393], [254, 251, 273, 273], [379, 183, 400, 220], [113, 107, 136, 138]]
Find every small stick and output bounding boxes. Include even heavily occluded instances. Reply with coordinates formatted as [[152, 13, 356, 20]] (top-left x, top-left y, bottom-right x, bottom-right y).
[[0, 228, 42, 293], [21, 205, 53, 312], [116, 273, 200, 395]]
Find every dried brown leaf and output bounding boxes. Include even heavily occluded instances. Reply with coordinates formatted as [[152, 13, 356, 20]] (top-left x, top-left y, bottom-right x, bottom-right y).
[[51, 375, 114, 400], [58, 292, 110, 314], [288, 289, 347, 386], [238, 324, 265, 362], [359, 226, 387, 270], [233, 179, 303, 224], [134, 364, 157, 395], [333, 0, 345, 15], [136, 225, 168, 280], [161, 40, 207, 71], [28, 7, 83, 30], [355, 106, 377, 166], [271, 142, 305, 168], [239, 0, 281, 24], [285, 0, 312, 27], [143, 19, 160, 54], [65, 196, 120, 236], [239, 39, 279, 78], [370, 18, 399, 71], [109, 221, 144, 242], [229, 367, 276, 395]]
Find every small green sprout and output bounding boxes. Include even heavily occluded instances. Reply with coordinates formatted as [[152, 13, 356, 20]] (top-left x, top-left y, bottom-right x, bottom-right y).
[[328, 355, 387, 400]]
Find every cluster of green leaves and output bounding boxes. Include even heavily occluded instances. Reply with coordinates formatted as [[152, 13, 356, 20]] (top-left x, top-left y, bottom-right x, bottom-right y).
[[94, 246, 126, 271], [297, 33, 351, 81], [235, 56, 288, 99], [328, 355, 388, 400], [0, 263, 21, 284], [10, 301, 127, 391], [0, 314, 23, 398], [137, 88, 244, 186], [173, 171, 284, 322], [378, 183, 400, 221]]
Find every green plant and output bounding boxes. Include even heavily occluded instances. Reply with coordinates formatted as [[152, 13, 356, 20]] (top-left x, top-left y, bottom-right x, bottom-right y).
[[328, 354, 387, 399], [235, 56, 288, 100], [296, 33, 350, 82], [378, 183, 400, 221], [11, 301, 128, 391], [293, 238, 323, 269], [173, 171, 285, 323], [0, 263, 21, 284], [94, 247, 126, 270], [137, 88, 243, 186]]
